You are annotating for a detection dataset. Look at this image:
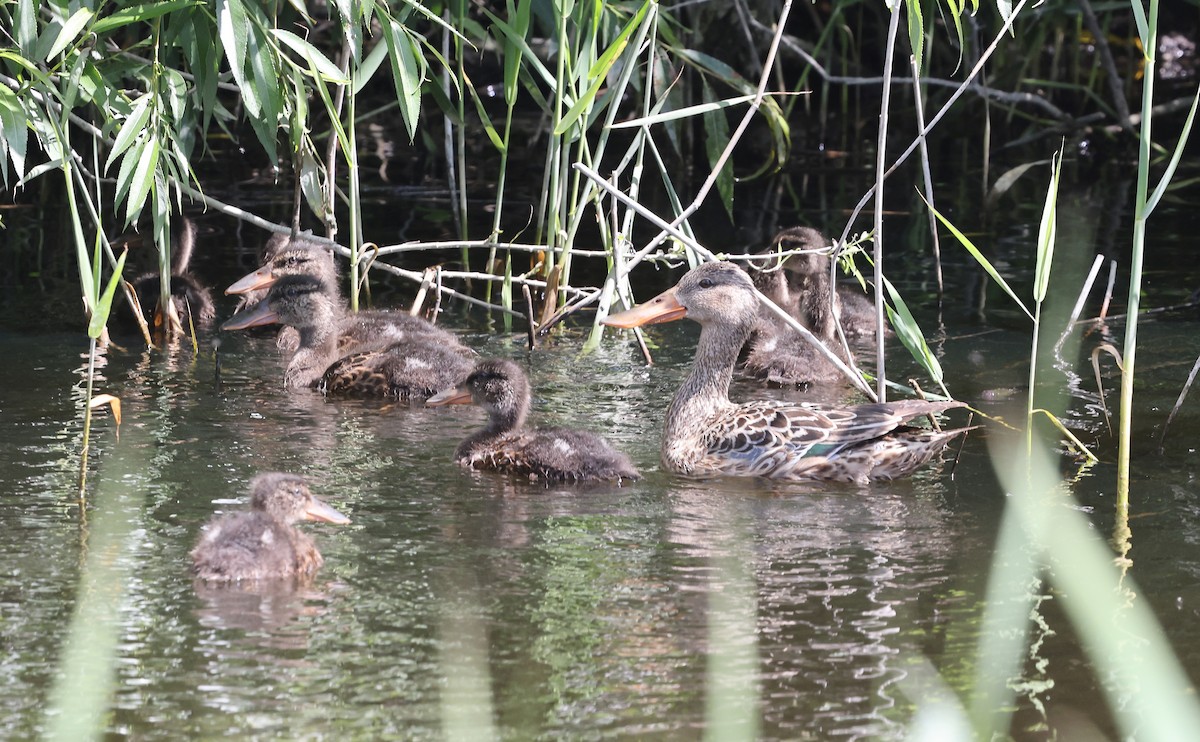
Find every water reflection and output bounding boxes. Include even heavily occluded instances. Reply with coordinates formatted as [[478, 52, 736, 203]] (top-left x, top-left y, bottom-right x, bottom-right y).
[[192, 579, 336, 650], [3, 276, 1200, 739]]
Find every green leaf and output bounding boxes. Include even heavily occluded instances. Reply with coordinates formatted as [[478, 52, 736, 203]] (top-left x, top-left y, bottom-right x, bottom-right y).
[[273, 29, 349, 83], [106, 94, 153, 173], [883, 276, 943, 385], [114, 135, 143, 205], [923, 196, 1033, 320], [87, 249, 129, 339], [216, 0, 256, 117], [248, 27, 281, 128], [1033, 148, 1062, 304], [611, 94, 757, 129], [92, 1, 201, 35], [1130, 1, 1148, 48], [904, 0, 923, 71], [501, 0, 532, 108], [353, 33, 389, 92], [299, 146, 328, 222], [483, 10, 556, 90], [15, 0, 37, 57], [381, 22, 424, 142], [47, 8, 94, 60], [997, 0, 1013, 26], [1146, 86, 1200, 215], [461, 71, 505, 151], [126, 136, 159, 224], [701, 81, 733, 219], [984, 159, 1050, 210], [0, 87, 28, 186]]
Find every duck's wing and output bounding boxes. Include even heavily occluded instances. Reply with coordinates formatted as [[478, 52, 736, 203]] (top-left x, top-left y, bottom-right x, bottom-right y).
[[696, 399, 963, 479]]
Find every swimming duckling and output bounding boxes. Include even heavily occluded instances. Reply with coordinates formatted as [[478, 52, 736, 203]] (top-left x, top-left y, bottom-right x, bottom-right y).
[[191, 472, 350, 582], [222, 274, 473, 397], [426, 358, 641, 483], [603, 262, 970, 483], [125, 216, 215, 335]]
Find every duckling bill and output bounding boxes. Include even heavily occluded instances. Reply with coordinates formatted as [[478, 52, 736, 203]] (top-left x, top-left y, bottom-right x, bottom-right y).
[[191, 472, 350, 582], [427, 358, 641, 484], [604, 261, 971, 483]]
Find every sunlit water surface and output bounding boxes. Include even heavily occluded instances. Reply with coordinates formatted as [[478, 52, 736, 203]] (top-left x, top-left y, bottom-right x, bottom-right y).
[[3, 293, 1200, 740]]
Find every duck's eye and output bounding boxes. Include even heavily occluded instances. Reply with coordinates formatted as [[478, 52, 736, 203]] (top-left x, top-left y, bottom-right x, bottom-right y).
[[698, 278, 715, 289]]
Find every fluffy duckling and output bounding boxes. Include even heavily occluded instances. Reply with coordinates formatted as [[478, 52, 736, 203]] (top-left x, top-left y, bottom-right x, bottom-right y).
[[603, 262, 969, 483], [226, 233, 467, 355], [191, 472, 350, 582], [426, 358, 641, 483], [222, 274, 473, 397], [125, 216, 215, 334], [749, 226, 881, 339]]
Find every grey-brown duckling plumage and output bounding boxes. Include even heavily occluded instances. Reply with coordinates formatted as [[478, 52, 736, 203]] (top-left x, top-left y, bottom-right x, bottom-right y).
[[743, 227, 883, 385], [226, 234, 468, 356], [191, 472, 350, 582], [222, 274, 473, 397], [426, 358, 641, 483]]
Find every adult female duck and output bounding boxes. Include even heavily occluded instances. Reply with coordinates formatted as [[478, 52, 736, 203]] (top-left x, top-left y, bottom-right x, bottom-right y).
[[603, 261, 969, 483], [191, 472, 350, 582]]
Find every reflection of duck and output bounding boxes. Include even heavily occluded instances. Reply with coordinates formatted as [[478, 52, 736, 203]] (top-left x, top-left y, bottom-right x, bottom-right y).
[[603, 262, 969, 483], [126, 216, 215, 333], [223, 274, 473, 397], [226, 233, 467, 355], [191, 472, 350, 582], [426, 358, 641, 483]]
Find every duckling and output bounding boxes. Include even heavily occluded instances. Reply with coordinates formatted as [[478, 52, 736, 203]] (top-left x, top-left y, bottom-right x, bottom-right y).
[[226, 234, 467, 355], [603, 262, 970, 483], [222, 274, 473, 398], [426, 358, 641, 483], [125, 216, 215, 334], [748, 226, 881, 339], [191, 472, 350, 582]]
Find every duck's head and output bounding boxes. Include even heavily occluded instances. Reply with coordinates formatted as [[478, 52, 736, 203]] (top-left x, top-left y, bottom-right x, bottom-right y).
[[226, 239, 337, 296], [426, 358, 530, 428], [249, 472, 350, 525], [748, 226, 831, 278], [603, 261, 760, 330], [221, 274, 338, 332]]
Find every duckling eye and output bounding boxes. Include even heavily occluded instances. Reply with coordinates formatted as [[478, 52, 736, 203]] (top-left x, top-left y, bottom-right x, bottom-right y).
[[698, 278, 715, 289]]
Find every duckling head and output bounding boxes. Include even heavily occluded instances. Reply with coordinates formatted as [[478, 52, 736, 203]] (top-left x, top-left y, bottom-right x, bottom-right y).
[[249, 472, 350, 525]]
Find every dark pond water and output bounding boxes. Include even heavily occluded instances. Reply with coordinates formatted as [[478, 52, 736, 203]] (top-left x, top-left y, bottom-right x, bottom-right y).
[[4, 158, 1200, 740]]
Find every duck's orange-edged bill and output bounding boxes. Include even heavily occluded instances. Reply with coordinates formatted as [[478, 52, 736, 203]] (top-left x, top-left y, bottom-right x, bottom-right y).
[[225, 267, 276, 295], [220, 302, 280, 331], [304, 497, 351, 525], [425, 386, 474, 407], [601, 287, 688, 328]]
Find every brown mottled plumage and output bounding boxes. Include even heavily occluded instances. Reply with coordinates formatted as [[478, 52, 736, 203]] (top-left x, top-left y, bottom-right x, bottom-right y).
[[426, 359, 641, 483], [222, 274, 472, 397], [603, 261, 970, 483], [191, 472, 350, 582]]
